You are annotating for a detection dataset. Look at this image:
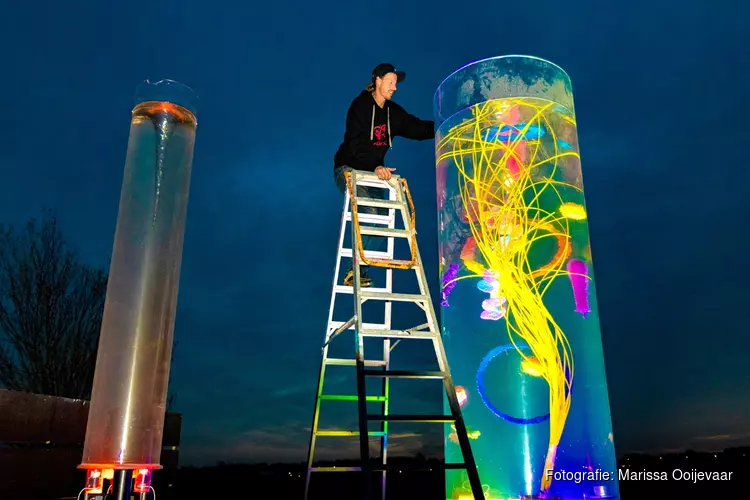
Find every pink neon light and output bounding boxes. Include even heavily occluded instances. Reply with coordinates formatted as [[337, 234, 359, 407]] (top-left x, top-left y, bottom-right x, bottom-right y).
[[566, 259, 590, 318]]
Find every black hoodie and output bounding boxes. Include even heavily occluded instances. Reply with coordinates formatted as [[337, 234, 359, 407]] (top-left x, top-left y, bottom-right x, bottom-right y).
[[334, 90, 435, 172]]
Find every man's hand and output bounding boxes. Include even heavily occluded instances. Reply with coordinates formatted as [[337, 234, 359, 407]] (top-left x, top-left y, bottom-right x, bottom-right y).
[[375, 166, 396, 180]]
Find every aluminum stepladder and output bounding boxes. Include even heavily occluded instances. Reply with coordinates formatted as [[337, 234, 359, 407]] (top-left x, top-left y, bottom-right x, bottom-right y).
[[304, 169, 484, 500]]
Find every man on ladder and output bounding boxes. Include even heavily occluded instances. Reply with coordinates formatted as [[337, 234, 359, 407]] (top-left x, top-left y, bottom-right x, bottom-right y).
[[332, 62, 434, 288], [305, 64, 486, 499]]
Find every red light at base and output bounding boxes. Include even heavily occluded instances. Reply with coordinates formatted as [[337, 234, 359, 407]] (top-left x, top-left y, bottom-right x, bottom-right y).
[[133, 468, 152, 493], [85, 469, 103, 494]]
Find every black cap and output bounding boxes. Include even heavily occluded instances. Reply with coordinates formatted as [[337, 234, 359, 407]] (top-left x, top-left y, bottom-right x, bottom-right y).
[[372, 63, 406, 83]]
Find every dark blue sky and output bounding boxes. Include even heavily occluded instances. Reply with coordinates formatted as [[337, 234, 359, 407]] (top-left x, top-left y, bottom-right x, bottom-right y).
[[1, 1, 748, 466]]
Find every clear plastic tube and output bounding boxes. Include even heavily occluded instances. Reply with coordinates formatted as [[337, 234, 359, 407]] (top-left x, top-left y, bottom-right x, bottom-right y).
[[434, 56, 619, 500], [80, 80, 198, 470]]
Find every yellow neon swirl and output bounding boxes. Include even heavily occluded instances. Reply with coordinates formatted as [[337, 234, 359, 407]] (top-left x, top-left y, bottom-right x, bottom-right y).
[[439, 97, 584, 493]]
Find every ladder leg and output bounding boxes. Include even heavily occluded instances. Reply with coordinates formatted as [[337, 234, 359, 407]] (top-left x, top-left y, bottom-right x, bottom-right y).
[[379, 338, 390, 500], [356, 356, 372, 500], [305, 191, 351, 500], [380, 194, 395, 500], [379, 274, 394, 499], [304, 347, 329, 500], [435, 337, 484, 499]]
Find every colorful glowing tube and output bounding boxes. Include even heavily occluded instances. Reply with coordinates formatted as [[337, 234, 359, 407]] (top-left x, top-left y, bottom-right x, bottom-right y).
[[80, 80, 198, 471], [434, 56, 619, 499]]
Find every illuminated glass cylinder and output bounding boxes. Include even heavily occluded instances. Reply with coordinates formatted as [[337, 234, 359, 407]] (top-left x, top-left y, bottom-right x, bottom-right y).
[[434, 56, 619, 500], [80, 80, 198, 470]]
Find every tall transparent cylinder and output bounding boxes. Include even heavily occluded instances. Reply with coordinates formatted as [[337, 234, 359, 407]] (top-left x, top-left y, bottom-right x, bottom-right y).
[[434, 56, 619, 499], [80, 80, 198, 469]]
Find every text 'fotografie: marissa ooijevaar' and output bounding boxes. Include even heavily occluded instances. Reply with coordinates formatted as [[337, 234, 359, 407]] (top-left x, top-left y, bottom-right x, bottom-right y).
[[547, 468, 734, 484]]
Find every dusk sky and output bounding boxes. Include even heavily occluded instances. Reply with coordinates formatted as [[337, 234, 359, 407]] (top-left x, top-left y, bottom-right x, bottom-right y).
[[1, 1, 748, 467]]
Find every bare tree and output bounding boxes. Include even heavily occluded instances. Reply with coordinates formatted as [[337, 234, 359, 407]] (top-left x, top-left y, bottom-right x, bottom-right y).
[[0, 211, 107, 400]]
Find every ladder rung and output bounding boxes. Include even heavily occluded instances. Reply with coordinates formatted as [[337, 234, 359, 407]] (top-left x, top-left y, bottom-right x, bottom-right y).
[[310, 466, 361, 472], [324, 358, 386, 367], [357, 258, 418, 269], [334, 285, 391, 295], [367, 414, 455, 423], [359, 329, 435, 339], [354, 197, 402, 210], [359, 226, 412, 238], [319, 394, 387, 402], [359, 290, 428, 302], [329, 320, 387, 331], [339, 248, 391, 260], [371, 462, 467, 471], [315, 430, 387, 436], [363, 370, 445, 379], [345, 212, 392, 225], [352, 175, 401, 187]]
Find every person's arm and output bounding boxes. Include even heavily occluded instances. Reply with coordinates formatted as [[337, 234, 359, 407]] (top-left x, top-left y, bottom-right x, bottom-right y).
[[345, 102, 381, 170], [392, 104, 435, 141]]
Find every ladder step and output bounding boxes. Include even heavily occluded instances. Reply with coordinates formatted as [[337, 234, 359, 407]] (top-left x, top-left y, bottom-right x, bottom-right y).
[[353, 175, 400, 188], [359, 290, 429, 302], [354, 197, 402, 210], [363, 370, 445, 379], [367, 414, 455, 423], [359, 226, 412, 238], [324, 358, 387, 367], [334, 285, 392, 295], [345, 212, 392, 225], [360, 329, 435, 339], [328, 320, 387, 331], [319, 394, 387, 402], [372, 462, 468, 471], [339, 248, 391, 260], [359, 258, 418, 269], [310, 466, 361, 472], [315, 430, 386, 437], [312, 462, 468, 472]]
